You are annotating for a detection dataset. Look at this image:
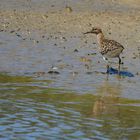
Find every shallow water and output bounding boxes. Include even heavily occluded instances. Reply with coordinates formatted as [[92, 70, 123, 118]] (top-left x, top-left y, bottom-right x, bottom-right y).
[[0, 0, 140, 139], [0, 74, 140, 140], [1, 25, 140, 140]]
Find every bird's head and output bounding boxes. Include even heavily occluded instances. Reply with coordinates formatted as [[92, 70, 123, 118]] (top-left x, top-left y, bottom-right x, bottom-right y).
[[84, 27, 102, 35]]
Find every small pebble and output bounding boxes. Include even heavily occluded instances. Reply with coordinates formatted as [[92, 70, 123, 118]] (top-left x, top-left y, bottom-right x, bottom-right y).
[[132, 56, 136, 59], [16, 33, 22, 38], [65, 6, 73, 13], [74, 49, 79, 52], [51, 5, 55, 7], [85, 40, 88, 44], [10, 30, 15, 33], [42, 15, 48, 20]]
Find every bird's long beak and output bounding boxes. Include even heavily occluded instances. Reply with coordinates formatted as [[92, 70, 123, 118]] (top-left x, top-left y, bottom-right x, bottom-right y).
[[83, 31, 92, 34]]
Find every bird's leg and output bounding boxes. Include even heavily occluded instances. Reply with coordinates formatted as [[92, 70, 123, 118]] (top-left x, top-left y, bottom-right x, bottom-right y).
[[118, 64, 120, 74], [103, 57, 110, 73], [118, 56, 121, 65], [118, 56, 121, 74]]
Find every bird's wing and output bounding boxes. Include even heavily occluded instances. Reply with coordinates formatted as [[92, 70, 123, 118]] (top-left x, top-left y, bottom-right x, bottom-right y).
[[101, 39, 124, 55]]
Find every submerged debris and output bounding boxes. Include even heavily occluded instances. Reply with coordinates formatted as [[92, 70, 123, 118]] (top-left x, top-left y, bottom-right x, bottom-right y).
[[88, 53, 96, 56], [48, 66, 60, 74], [16, 33, 22, 38], [86, 72, 93, 75], [48, 71, 60, 74], [74, 49, 79, 52]]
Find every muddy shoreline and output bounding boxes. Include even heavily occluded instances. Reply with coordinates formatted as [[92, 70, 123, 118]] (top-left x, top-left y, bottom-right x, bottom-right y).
[[0, 9, 140, 70]]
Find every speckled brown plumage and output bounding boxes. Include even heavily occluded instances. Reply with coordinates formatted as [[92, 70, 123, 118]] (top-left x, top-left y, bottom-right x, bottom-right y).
[[101, 39, 124, 57], [84, 27, 124, 65]]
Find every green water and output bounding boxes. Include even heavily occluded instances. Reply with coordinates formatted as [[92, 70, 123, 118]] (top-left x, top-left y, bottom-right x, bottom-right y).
[[0, 73, 140, 140]]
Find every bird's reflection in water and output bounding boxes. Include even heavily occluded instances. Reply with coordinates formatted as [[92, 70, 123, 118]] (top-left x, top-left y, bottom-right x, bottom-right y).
[[107, 67, 134, 77], [93, 81, 121, 117]]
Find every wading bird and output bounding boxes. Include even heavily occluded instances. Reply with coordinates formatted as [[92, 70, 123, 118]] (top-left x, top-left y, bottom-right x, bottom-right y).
[[84, 27, 124, 72]]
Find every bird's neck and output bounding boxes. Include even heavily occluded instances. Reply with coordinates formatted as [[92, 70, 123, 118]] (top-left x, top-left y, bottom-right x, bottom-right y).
[[97, 33, 104, 46]]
